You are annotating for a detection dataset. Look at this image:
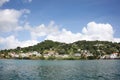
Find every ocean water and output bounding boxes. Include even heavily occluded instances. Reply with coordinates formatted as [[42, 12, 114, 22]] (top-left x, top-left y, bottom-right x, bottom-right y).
[[0, 60, 120, 80]]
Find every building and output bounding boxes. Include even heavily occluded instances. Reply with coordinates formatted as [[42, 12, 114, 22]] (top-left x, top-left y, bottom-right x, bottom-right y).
[[110, 53, 118, 59]]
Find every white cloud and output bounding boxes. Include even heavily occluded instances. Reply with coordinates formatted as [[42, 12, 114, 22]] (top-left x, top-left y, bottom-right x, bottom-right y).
[[82, 21, 114, 41], [44, 21, 119, 43], [0, 0, 9, 7], [20, 40, 38, 48], [0, 9, 30, 33], [26, 21, 119, 43], [0, 35, 38, 49], [28, 21, 59, 40], [114, 38, 120, 43], [46, 29, 82, 43], [0, 36, 20, 49]]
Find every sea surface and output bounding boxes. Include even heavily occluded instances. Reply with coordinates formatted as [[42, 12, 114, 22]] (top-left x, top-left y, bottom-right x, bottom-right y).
[[0, 60, 120, 80]]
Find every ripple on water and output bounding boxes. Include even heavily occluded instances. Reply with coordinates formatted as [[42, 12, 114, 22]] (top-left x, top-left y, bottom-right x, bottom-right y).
[[0, 60, 120, 80]]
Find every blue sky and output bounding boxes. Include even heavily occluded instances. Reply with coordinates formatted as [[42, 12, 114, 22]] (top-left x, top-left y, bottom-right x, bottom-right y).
[[0, 0, 120, 49]]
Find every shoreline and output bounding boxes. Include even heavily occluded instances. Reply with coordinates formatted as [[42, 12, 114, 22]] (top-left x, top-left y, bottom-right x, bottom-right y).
[[0, 58, 120, 60]]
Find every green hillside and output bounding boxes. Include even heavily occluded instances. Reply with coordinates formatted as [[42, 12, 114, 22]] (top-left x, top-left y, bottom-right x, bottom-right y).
[[0, 40, 120, 59]]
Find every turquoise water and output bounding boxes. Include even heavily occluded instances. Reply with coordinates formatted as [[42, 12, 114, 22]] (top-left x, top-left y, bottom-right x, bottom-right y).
[[0, 60, 120, 80]]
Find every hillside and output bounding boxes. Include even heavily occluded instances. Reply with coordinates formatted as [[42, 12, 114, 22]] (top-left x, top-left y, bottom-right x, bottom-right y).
[[0, 40, 120, 59]]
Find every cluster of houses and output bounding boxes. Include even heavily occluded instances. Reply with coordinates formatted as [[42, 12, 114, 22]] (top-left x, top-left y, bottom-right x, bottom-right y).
[[7, 49, 94, 59], [100, 53, 119, 59], [7, 50, 120, 59], [8, 51, 71, 59], [8, 51, 41, 59], [7, 51, 82, 59]]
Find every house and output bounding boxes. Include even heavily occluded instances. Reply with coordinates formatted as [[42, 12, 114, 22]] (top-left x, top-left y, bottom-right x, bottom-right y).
[[100, 55, 110, 59], [14, 54, 19, 58], [81, 50, 93, 57], [74, 53, 81, 57], [62, 54, 69, 58], [43, 51, 57, 58], [31, 51, 41, 57], [20, 53, 29, 58], [110, 53, 118, 59], [86, 53, 93, 57], [43, 54, 49, 58]]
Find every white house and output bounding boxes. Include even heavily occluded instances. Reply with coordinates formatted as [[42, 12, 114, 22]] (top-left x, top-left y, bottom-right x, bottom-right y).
[[110, 53, 118, 59], [74, 53, 81, 57], [20, 53, 29, 58], [62, 54, 69, 58], [100, 55, 110, 59]]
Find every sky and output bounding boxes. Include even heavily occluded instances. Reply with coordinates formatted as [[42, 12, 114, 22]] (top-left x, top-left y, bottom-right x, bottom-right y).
[[0, 0, 120, 50]]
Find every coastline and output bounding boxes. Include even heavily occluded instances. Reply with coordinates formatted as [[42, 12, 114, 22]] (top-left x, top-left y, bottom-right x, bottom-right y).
[[0, 57, 120, 60]]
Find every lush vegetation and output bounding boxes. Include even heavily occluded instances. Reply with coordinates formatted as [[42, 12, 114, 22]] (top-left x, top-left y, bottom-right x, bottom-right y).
[[0, 40, 120, 59]]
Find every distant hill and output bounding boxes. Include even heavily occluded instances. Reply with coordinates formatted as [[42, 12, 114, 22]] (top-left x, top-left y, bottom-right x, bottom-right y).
[[0, 40, 120, 59]]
